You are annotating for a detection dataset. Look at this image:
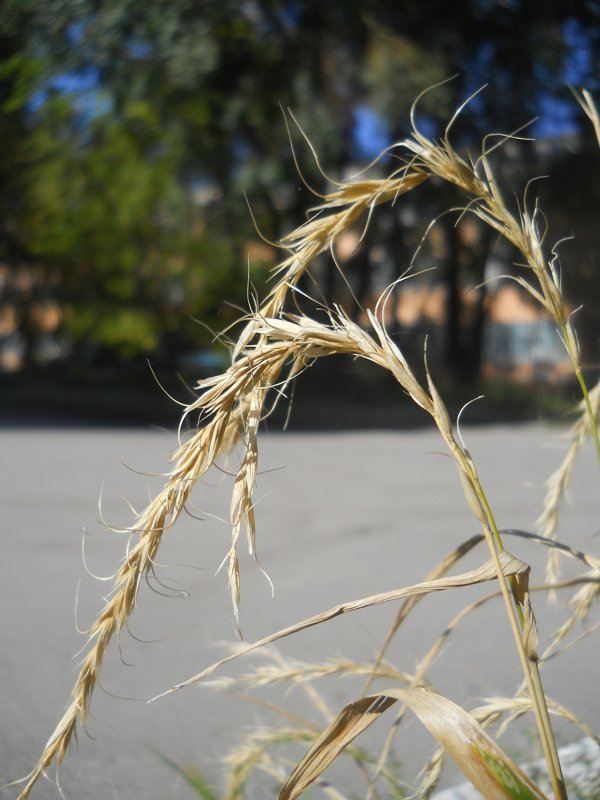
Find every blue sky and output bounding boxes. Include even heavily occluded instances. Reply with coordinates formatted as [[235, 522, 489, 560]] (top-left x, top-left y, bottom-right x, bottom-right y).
[[353, 17, 597, 155], [32, 16, 597, 157]]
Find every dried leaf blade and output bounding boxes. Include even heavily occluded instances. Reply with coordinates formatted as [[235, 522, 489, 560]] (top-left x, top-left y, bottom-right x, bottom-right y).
[[279, 687, 549, 800], [278, 695, 395, 800]]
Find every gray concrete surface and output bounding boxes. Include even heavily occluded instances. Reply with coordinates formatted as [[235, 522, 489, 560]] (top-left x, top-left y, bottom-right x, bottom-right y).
[[1, 424, 599, 799]]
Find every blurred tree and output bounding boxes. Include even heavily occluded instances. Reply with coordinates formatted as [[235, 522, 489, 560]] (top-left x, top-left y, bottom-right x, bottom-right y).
[[0, 1, 44, 263], [22, 97, 257, 358], [1, 0, 599, 380], [359, 1, 600, 382], [0, 3, 268, 363]]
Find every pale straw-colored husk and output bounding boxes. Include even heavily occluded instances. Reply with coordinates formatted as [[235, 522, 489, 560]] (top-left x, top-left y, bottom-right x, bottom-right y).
[[20, 93, 600, 799]]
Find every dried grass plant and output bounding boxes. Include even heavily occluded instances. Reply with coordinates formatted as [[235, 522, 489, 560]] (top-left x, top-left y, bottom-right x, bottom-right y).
[[14, 87, 600, 799]]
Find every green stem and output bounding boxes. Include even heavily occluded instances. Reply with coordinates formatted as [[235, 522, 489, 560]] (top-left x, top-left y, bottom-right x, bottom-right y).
[[465, 461, 566, 800], [477, 488, 525, 628], [575, 364, 600, 467]]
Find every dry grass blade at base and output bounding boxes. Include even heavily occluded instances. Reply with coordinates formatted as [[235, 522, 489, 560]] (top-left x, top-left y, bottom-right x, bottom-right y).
[[279, 687, 549, 800], [153, 551, 529, 698], [222, 723, 387, 800], [499, 529, 600, 664], [502, 528, 600, 571], [364, 536, 485, 694], [277, 695, 396, 800], [362, 534, 485, 798], [209, 649, 406, 799], [369, 529, 600, 799]]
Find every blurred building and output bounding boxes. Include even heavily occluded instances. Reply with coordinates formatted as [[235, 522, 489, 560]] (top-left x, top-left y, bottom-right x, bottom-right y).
[[334, 224, 573, 385], [0, 262, 67, 372]]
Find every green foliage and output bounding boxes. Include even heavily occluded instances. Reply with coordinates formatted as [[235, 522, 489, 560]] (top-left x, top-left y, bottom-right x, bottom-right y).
[[65, 304, 160, 355], [0, 53, 42, 113], [2, 0, 600, 367], [7, 89, 259, 356], [476, 747, 547, 800]]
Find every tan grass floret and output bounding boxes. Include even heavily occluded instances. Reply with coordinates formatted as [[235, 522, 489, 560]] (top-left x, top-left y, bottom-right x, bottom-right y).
[[19, 91, 600, 800]]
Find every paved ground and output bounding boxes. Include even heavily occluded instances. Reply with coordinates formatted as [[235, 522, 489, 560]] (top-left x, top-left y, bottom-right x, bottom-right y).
[[1, 424, 599, 799]]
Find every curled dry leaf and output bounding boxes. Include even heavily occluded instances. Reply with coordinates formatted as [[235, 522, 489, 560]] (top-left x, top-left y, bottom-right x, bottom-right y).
[[279, 687, 549, 800]]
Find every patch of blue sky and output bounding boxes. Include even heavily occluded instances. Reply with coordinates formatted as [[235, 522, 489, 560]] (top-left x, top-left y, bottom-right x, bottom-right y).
[[532, 16, 596, 138], [352, 104, 390, 159], [66, 19, 86, 45], [460, 40, 495, 113], [279, 0, 301, 30], [30, 66, 111, 121], [533, 95, 579, 139], [49, 66, 100, 95], [353, 103, 440, 160], [127, 37, 153, 59], [292, 18, 596, 161], [412, 115, 438, 140], [563, 16, 596, 87]]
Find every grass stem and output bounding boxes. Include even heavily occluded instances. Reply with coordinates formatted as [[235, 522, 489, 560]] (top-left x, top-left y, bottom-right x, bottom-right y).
[[457, 451, 567, 800]]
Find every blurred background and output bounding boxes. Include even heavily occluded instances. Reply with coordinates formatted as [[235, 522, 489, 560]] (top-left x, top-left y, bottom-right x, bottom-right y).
[[2, 0, 600, 426], [4, 6, 600, 797]]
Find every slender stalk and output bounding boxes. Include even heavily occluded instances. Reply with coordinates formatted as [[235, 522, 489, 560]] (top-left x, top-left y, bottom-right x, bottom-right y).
[[465, 460, 567, 800], [476, 484, 524, 627], [569, 345, 600, 468], [429, 366, 566, 796]]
